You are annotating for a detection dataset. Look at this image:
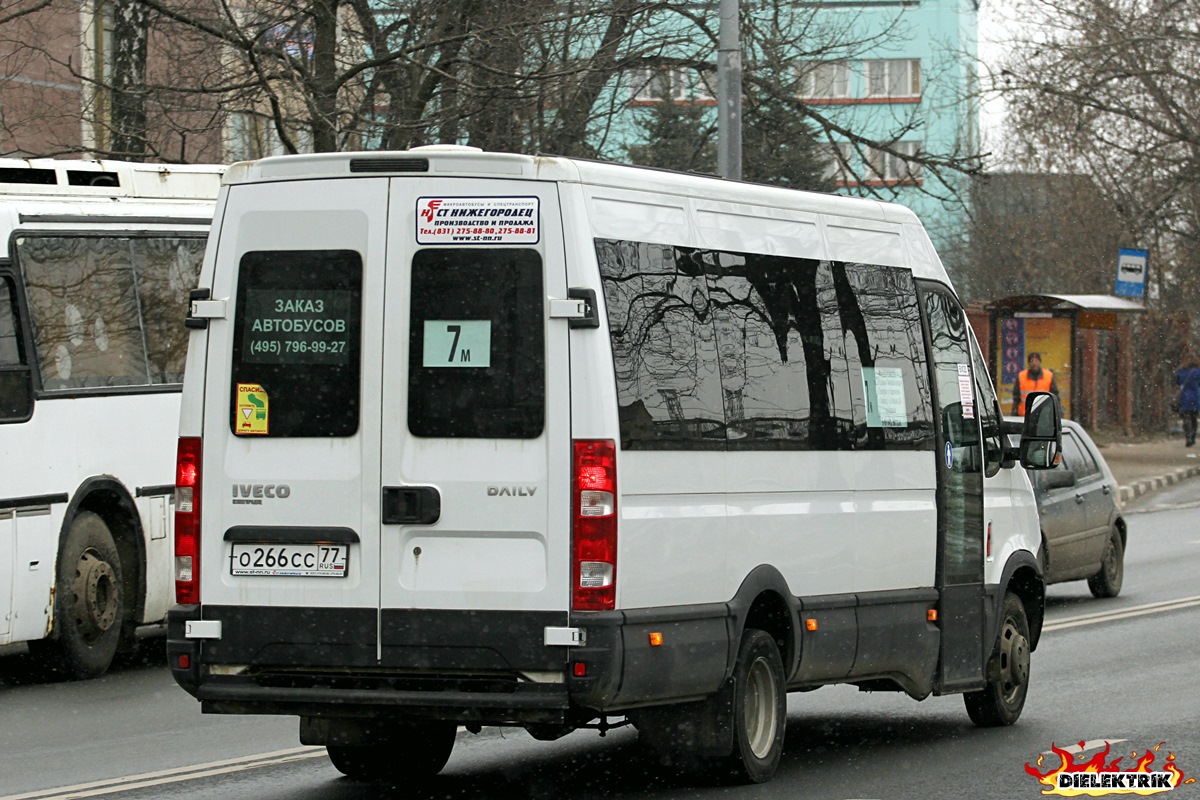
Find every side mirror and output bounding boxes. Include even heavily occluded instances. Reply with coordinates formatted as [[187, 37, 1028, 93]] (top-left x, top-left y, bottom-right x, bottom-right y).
[[1019, 392, 1062, 470]]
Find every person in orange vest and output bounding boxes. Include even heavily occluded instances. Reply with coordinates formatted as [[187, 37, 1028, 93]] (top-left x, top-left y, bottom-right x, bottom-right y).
[[1011, 351, 1060, 416]]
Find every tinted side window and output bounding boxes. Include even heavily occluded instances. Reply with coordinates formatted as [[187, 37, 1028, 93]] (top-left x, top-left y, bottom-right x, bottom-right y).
[[1061, 432, 1099, 477], [969, 331, 1004, 477], [598, 237, 933, 452], [597, 239, 724, 450], [841, 263, 935, 450], [231, 250, 362, 437], [134, 238, 208, 383], [710, 253, 852, 450], [0, 276, 20, 366], [408, 248, 544, 439], [18, 235, 206, 390], [0, 274, 33, 422]]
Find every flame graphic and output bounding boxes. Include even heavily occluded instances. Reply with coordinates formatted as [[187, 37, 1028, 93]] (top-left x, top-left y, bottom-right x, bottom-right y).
[[1025, 742, 1196, 796]]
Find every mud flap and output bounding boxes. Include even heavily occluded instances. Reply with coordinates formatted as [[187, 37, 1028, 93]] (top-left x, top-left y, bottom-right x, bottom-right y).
[[631, 675, 736, 758]]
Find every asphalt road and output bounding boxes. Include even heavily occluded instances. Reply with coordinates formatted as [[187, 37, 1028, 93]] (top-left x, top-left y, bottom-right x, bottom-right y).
[[2, 483, 1198, 800]]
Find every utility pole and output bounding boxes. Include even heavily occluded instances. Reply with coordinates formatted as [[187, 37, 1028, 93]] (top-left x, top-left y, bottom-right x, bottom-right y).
[[717, 0, 742, 180]]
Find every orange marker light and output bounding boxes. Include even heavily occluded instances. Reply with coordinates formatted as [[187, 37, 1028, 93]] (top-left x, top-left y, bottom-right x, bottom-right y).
[[927, 609, 938, 622], [805, 618, 818, 631], [649, 632, 664, 646]]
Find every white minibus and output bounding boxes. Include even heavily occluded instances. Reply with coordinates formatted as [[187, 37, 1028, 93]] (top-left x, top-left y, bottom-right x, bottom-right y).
[[0, 158, 222, 679], [168, 148, 1060, 784]]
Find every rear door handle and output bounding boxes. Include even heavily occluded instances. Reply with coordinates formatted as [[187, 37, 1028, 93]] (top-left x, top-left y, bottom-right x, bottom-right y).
[[1075, 494, 1085, 504], [382, 486, 441, 525]]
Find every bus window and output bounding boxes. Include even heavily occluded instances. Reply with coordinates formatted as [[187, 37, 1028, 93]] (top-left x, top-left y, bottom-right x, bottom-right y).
[[0, 275, 33, 421], [17, 235, 206, 390]]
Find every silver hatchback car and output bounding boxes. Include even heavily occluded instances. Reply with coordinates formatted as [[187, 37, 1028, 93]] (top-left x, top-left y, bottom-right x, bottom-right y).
[[1023, 419, 1126, 597]]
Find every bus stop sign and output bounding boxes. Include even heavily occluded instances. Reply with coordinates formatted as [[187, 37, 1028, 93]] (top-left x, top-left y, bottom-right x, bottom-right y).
[[1115, 248, 1147, 298]]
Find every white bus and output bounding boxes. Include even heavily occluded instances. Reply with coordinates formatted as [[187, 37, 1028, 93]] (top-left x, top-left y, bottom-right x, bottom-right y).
[[0, 159, 223, 679], [169, 148, 1060, 784]]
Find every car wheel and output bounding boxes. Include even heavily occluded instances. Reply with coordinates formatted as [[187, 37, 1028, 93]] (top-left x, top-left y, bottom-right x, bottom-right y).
[[327, 722, 456, 780], [28, 512, 123, 680], [964, 592, 1030, 727], [1087, 526, 1124, 598], [719, 629, 786, 784]]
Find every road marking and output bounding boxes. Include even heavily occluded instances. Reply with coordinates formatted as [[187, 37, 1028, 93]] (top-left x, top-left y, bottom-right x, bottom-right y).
[[1042, 739, 1128, 756], [1044, 595, 1200, 632], [0, 747, 327, 800]]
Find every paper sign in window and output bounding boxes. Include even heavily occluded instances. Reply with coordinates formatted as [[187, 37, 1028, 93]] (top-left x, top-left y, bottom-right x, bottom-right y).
[[423, 320, 491, 368], [957, 363, 975, 419], [862, 367, 908, 428]]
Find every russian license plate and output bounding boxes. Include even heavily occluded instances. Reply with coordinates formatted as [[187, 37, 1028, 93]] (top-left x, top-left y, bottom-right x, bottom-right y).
[[229, 543, 349, 577]]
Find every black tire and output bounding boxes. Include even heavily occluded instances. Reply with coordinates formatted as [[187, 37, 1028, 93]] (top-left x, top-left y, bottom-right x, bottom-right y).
[[28, 512, 123, 680], [964, 592, 1030, 727], [327, 722, 456, 780], [1087, 527, 1124, 598], [720, 629, 786, 784]]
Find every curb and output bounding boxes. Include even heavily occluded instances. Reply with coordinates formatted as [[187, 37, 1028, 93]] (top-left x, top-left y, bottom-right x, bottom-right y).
[[1118, 465, 1200, 506]]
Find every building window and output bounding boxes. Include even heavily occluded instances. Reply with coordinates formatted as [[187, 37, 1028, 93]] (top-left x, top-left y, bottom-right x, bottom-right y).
[[226, 112, 313, 162], [627, 65, 712, 102], [865, 59, 921, 98], [798, 61, 850, 99], [865, 141, 922, 183], [822, 141, 854, 184]]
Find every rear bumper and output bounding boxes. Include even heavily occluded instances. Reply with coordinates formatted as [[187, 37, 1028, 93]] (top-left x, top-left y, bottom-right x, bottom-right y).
[[167, 603, 732, 726]]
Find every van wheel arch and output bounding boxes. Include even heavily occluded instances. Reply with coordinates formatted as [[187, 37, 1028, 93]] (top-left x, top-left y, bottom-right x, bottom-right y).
[[999, 554, 1044, 652], [61, 478, 147, 650], [727, 566, 799, 681]]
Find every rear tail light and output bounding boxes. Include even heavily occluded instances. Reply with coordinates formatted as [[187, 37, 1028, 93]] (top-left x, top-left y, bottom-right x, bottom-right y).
[[175, 437, 202, 604], [572, 439, 616, 611]]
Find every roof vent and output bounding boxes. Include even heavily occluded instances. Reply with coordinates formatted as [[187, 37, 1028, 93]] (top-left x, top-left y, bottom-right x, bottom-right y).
[[349, 157, 429, 174]]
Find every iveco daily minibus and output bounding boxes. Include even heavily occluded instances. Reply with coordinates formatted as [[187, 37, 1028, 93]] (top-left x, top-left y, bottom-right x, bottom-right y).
[[168, 147, 1060, 784]]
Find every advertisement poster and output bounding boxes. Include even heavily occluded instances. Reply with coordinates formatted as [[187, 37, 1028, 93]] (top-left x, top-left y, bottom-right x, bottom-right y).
[[995, 316, 1073, 418]]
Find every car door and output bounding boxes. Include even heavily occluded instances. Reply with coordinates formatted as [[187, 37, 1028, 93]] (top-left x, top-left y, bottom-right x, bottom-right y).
[[1036, 430, 1090, 578], [203, 177, 387, 666], [376, 179, 572, 666], [1067, 429, 1115, 567]]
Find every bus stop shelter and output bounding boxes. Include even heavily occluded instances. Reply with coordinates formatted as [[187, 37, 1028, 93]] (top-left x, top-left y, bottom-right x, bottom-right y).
[[971, 294, 1145, 432]]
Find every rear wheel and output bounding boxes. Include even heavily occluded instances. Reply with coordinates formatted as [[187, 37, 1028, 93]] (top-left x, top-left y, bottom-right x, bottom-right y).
[[327, 721, 456, 781], [964, 592, 1030, 727], [720, 629, 786, 784], [28, 512, 123, 680], [1087, 527, 1124, 598]]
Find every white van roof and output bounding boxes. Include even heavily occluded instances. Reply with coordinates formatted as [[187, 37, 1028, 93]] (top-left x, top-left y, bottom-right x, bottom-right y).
[[222, 149, 950, 284]]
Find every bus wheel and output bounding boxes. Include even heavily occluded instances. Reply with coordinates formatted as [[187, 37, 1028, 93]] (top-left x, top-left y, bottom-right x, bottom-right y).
[[1087, 527, 1124, 598], [964, 592, 1030, 727], [327, 722, 456, 781], [29, 512, 123, 680], [720, 629, 786, 783]]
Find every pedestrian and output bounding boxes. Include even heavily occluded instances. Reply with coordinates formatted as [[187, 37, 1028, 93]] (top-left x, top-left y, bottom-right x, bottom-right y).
[[1011, 351, 1060, 416], [1176, 357, 1200, 447]]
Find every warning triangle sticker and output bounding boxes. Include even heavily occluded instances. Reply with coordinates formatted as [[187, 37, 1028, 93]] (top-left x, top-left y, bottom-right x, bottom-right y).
[[243, 408, 252, 419]]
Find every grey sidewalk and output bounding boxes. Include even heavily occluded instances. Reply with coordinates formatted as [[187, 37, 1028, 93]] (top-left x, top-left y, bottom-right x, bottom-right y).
[[1090, 434, 1200, 505]]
